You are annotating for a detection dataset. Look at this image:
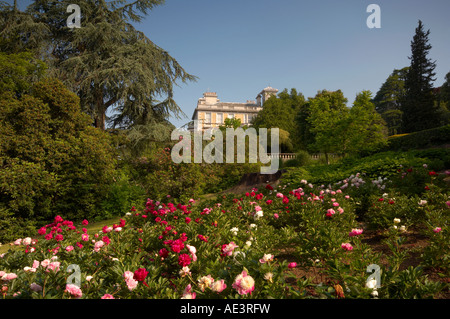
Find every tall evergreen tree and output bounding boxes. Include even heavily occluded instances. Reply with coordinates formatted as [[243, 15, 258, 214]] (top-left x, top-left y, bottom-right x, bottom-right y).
[[401, 20, 439, 133]]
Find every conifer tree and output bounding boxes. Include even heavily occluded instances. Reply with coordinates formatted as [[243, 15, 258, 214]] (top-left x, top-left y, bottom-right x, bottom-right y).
[[401, 20, 439, 133]]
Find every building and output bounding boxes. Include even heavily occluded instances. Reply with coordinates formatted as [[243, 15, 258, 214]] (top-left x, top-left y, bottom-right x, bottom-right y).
[[190, 86, 279, 131]]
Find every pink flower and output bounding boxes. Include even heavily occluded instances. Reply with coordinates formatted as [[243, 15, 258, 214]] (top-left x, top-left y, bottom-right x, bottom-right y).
[[94, 240, 104, 252], [276, 193, 284, 198], [32, 260, 40, 269], [211, 279, 227, 293], [101, 294, 115, 299], [288, 262, 297, 269], [123, 271, 138, 291], [41, 259, 50, 268], [1, 272, 17, 280], [259, 254, 274, 264], [254, 205, 262, 212], [65, 245, 74, 252], [232, 270, 255, 295], [332, 202, 340, 207], [341, 243, 353, 251], [220, 242, 238, 257], [326, 209, 336, 217], [185, 217, 191, 224], [273, 213, 279, 219], [181, 284, 196, 299], [81, 233, 89, 241], [14, 239, 22, 245], [186, 244, 197, 262], [65, 284, 82, 298], [433, 227, 442, 233], [46, 261, 60, 272], [349, 228, 363, 237], [82, 219, 89, 226], [337, 207, 344, 214]]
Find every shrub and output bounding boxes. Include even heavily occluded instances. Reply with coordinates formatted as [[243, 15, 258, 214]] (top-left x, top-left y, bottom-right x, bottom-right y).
[[0, 79, 117, 242]]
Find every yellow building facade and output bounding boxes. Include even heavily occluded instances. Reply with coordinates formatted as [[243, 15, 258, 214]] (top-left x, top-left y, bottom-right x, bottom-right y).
[[190, 87, 278, 131]]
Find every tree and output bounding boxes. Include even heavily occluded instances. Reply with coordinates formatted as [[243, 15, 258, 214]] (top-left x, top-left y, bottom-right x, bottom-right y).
[[306, 90, 387, 163], [347, 91, 387, 154], [1, 0, 196, 130], [436, 71, 450, 125], [0, 53, 117, 240], [306, 90, 349, 164], [373, 67, 408, 135], [401, 20, 440, 133], [252, 88, 305, 151]]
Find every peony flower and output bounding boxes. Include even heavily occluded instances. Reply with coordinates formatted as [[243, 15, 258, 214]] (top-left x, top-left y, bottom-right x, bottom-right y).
[[393, 218, 401, 224], [181, 284, 196, 299], [65, 245, 74, 252], [211, 279, 227, 293], [264, 272, 273, 282], [254, 210, 264, 220], [288, 262, 297, 269], [101, 294, 115, 299], [14, 239, 22, 245], [273, 213, 279, 219], [326, 209, 336, 217], [418, 200, 427, 206], [46, 261, 60, 272], [399, 225, 406, 233], [349, 228, 363, 237], [232, 270, 255, 295], [341, 243, 353, 251], [259, 254, 274, 264], [198, 275, 214, 292], [178, 254, 192, 267], [23, 237, 32, 246], [230, 227, 239, 236], [81, 233, 89, 241], [186, 244, 197, 262], [124, 271, 138, 291], [179, 266, 191, 277], [133, 268, 149, 282], [65, 284, 82, 299], [433, 227, 442, 233], [221, 242, 238, 257]]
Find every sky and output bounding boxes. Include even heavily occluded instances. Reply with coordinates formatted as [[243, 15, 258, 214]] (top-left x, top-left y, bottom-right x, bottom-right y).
[[14, 0, 450, 129]]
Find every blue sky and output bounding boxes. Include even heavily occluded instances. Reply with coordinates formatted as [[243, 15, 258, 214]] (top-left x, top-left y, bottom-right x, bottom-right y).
[[15, 0, 450, 129]]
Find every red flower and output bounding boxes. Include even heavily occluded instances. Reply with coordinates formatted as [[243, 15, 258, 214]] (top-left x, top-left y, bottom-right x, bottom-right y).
[[266, 200, 272, 205], [55, 234, 64, 242], [159, 248, 169, 258], [428, 171, 437, 176], [82, 219, 89, 226], [133, 268, 149, 282], [170, 239, 184, 253], [38, 227, 47, 235], [282, 196, 289, 204], [102, 236, 110, 245], [178, 254, 192, 267], [198, 234, 208, 242], [265, 184, 273, 191], [185, 217, 191, 224]]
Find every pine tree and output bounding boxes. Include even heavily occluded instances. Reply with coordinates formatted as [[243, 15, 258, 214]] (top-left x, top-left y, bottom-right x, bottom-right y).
[[401, 20, 440, 133]]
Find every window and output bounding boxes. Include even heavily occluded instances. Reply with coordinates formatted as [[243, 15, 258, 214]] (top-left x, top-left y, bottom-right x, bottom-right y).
[[205, 112, 211, 124], [244, 114, 248, 124], [216, 113, 223, 124], [227, 113, 234, 119]]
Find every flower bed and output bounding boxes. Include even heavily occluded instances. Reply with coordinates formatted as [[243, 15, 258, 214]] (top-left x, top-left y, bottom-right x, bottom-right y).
[[0, 167, 449, 299]]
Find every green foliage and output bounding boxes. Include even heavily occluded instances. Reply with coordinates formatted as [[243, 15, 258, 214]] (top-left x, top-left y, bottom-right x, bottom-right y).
[[402, 20, 440, 133], [0, 71, 117, 242], [384, 124, 450, 152]]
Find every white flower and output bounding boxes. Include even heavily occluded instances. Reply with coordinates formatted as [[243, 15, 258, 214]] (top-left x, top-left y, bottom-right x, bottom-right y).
[[366, 278, 377, 289], [22, 237, 32, 246], [399, 225, 406, 233], [371, 289, 379, 298], [245, 241, 252, 248], [264, 272, 273, 282], [418, 200, 427, 206], [254, 210, 264, 220], [86, 275, 93, 281], [393, 218, 401, 224], [230, 227, 239, 235]]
